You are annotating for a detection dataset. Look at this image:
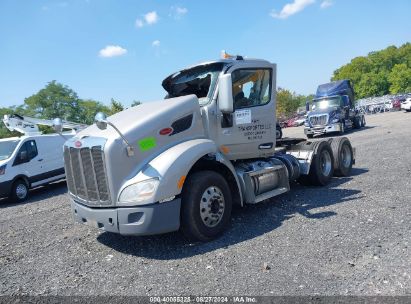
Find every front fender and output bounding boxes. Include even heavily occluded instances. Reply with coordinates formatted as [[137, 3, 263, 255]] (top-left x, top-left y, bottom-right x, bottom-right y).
[[118, 139, 218, 203]]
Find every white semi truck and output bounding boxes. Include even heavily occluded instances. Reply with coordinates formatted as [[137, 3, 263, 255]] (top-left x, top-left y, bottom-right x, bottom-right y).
[[57, 54, 356, 241]]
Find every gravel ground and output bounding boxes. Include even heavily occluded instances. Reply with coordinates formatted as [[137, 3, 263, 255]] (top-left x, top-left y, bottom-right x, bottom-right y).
[[0, 111, 410, 296]]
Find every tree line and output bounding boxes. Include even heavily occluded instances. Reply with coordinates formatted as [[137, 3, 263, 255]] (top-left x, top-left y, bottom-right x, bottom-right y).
[[332, 42, 411, 99], [275, 42, 411, 117]]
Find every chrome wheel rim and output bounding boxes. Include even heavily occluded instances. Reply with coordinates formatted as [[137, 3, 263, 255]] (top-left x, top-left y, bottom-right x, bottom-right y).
[[200, 186, 225, 228], [16, 183, 27, 199], [320, 150, 332, 176], [341, 144, 352, 168]]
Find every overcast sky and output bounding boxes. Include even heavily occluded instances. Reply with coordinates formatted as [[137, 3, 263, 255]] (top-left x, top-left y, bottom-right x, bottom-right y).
[[0, 0, 410, 107]]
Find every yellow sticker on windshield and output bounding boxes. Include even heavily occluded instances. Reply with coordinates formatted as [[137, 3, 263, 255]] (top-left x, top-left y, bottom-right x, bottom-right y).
[[138, 137, 157, 152]]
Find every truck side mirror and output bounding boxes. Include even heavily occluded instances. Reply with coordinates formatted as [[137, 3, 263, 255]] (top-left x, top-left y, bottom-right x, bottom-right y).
[[19, 151, 28, 162], [95, 112, 108, 130], [218, 74, 234, 113]]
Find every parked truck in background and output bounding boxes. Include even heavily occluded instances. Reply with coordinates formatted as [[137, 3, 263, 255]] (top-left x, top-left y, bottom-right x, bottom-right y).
[[304, 80, 366, 138], [57, 54, 356, 241]]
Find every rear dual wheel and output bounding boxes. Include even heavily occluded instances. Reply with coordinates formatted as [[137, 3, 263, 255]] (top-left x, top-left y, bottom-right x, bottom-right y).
[[329, 137, 354, 177], [298, 141, 334, 186]]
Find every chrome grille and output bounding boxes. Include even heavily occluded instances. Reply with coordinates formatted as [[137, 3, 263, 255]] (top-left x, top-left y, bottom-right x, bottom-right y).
[[64, 145, 111, 206], [309, 114, 328, 126]]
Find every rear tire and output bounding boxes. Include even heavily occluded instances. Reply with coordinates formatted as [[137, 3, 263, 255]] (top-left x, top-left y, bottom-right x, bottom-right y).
[[11, 179, 29, 202], [361, 116, 366, 127], [307, 141, 334, 186], [329, 137, 353, 177], [181, 171, 232, 242], [276, 127, 283, 139], [353, 117, 360, 129], [339, 121, 345, 135]]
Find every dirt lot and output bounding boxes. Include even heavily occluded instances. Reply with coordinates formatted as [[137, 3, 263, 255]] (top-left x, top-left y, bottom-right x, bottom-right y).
[[0, 111, 410, 296]]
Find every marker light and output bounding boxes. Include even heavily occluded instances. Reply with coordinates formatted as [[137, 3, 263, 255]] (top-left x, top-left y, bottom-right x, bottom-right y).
[[221, 50, 234, 59]]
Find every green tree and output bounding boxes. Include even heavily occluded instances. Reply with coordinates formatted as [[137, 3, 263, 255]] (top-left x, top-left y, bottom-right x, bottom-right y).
[[109, 98, 124, 115], [332, 42, 411, 98], [357, 72, 389, 98], [131, 100, 141, 107], [24, 80, 80, 120], [388, 63, 411, 94], [77, 99, 111, 125], [276, 88, 302, 117]]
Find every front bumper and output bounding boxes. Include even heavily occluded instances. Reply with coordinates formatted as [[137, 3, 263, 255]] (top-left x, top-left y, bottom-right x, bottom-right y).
[[71, 198, 181, 236], [304, 123, 341, 135], [0, 180, 12, 198]]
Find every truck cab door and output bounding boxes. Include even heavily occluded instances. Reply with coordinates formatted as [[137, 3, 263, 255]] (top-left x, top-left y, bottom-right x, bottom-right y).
[[216, 63, 277, 160]]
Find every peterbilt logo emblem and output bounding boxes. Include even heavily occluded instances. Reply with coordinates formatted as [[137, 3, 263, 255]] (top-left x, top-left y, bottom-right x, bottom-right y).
[[74, 140, 82, 148]]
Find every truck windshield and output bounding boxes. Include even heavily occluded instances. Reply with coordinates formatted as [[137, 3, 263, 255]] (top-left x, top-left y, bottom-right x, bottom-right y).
[[162, 62, 226, 106], [0, 139, 20, 161], [312, 97, 341, 110]]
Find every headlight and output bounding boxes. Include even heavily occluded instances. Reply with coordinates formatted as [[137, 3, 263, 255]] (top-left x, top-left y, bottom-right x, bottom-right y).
[[332, 118, 340, 123], [118, 178, 159, 205], [304, 120, 310, 127], [0, 164, 6, 175]]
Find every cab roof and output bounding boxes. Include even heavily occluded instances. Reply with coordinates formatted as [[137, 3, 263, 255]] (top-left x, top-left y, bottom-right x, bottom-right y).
[[184, 57, 273, 70]]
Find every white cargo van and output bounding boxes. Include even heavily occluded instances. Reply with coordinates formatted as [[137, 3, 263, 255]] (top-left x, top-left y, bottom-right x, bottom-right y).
[[0, 133, 73, 201], [0, 114, 86, 202]]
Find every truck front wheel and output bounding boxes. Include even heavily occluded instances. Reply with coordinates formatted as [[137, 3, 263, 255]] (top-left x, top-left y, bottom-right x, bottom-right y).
[[181, 171, 233, 242]]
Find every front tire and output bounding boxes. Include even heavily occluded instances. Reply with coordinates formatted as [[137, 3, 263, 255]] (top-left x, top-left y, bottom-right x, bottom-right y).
[[181, 171, 232, 242], [306, 134, 314, 139], [11, 179, 29, 202]]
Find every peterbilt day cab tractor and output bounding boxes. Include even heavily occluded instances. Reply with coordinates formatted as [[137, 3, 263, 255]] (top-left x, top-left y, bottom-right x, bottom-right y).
[[58, 54, 356, 241], [304, 80, 366, 138]]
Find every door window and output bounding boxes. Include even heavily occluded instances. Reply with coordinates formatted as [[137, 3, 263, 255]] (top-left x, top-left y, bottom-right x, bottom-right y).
[[13, 140, 38, 166], [26, 140, 38, 159], [232, 69, 272, 109]]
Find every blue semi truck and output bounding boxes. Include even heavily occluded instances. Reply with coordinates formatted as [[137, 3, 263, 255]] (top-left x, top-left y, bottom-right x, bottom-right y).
[[304, 80, 366, 138]]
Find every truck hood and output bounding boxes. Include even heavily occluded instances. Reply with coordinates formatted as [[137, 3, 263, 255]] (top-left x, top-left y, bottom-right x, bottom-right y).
[[66, 94, 205, 202], [308, 107, 339, 116], [76, 95, 201, 140]]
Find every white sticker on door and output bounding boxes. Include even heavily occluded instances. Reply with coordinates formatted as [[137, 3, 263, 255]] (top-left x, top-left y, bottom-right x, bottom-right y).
[[235, 109, 251, 125]]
